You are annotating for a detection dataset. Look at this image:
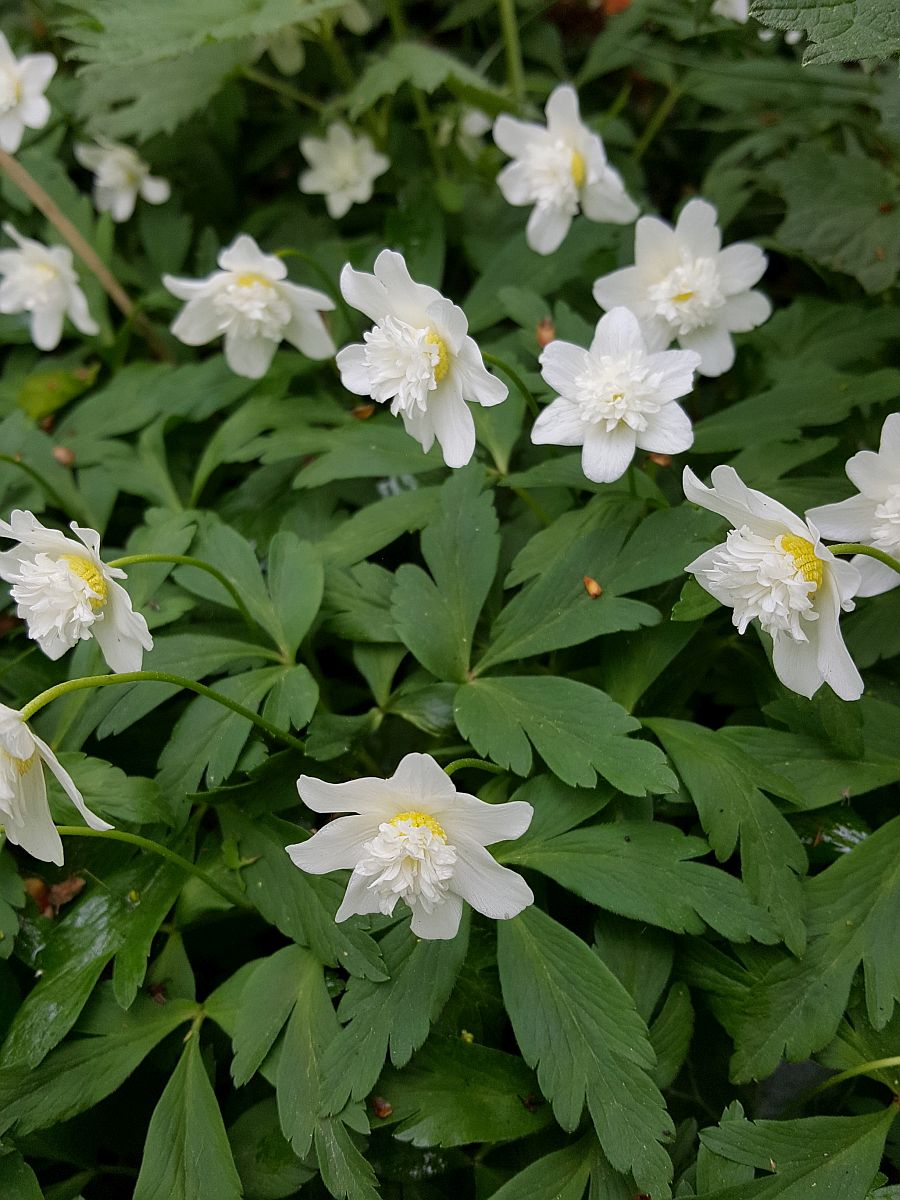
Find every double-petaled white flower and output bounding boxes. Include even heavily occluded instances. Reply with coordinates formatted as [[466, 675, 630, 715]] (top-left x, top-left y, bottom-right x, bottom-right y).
[[73, 139, 170, 224], [163, 234, 336, 379], [0, 34, 55, 154], [807, 413, 900, 598], [337, 249, 507, 467], [0, 510, 152, 672], [683, 466, 863, 700], [493, 84, 638, 256], [299, 122, 389, 219], [593, 199, 771, 377], [286, 753, 533, 940], [533, 306, 699, 483], [0, 703, 111, 865], [0, 223, 99, 350]]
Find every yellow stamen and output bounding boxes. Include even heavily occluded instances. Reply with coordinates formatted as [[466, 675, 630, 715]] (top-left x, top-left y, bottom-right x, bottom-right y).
[[235, 272, 272, 288], [781, 535, 823, 587], [390, 810, 447, 840], [2, 750, 35, 776], [673, 291, 694, 303], [425, 331, 450, 383], [570, 149, 586, 189], [63, 555, 108, 609]]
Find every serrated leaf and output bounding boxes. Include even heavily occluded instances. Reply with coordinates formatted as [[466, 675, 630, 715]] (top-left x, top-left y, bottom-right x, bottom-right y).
[[454, 676, 677, 793], [231, 946, 305, 1088], [497, 906, 674, 1199], [751, 0, 900, 66], [344, 41, 502, 121], [313, 1117, 380, 1200]]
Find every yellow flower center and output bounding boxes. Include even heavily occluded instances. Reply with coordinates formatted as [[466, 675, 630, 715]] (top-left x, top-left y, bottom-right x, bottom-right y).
[[2, 749, 35, 776], [673, 291, 695, 303], [425, 331, 450, 383], [570, 150, 586, 189], [390, 810, 447, 840], [781, 535, 823, 587], [235, 272, 272, 288], [63, 555, 108, 610]]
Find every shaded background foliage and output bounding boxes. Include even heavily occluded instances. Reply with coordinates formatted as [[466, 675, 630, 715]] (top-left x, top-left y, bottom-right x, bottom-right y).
[[0, 0, 899, 1198]]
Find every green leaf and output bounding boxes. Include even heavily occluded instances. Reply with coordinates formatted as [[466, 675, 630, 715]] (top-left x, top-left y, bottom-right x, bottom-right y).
[[695, 1106, 897, 1198], [344, 41, 502, 121], [0, 1149, 43, 1200], [376, 1038, 552, 1147], [0, 852, 24, 962], [502, 822, 777, 943], [133, 1033, 243, 1200], [262, 664, 319, 731], [648, 719, 808, 954], [319, 916, 470, 1115], [231, 946, 306, 1088], [750, 0, 900, 66], [48, 753, 167, 826], [594, 914, 674, 1023], [229, 1099, 315, 1198], [650, 982, 694, 1089], [484, 1138, 594, 1200], [497, 906, 674, 1199], [454, 676, 677, 793], [294, 422, 443, 488], [319, 487, 440, 570], [392, 469, 499, 682], [672, 577, 720, 623], [323, 563, 398, 643], [313, 1117, 380, 1200], [266, 533, 324, 660]]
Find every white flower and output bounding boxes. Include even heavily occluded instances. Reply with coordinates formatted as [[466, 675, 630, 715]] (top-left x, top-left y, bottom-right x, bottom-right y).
[[0, 703, 111, 865], [299, 123, 389, 219], [0, 223, 99, 350], [592, 198, 771, 377], [163, 234, 336, 379], [533, 306, 700, 483], [336, 249, 507, 467], [712, 0, 749, 19], [286, 753, 533, 940], [0, 510, 153, 672], [73, 139, 170, 224], [493, 83, 639, 256], [683, 466, 863, 701], [807, 413, 900, 598], [0, 34, 55, 154]]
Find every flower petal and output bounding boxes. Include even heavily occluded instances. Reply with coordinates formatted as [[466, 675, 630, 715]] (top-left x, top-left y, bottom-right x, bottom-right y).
[[389, 752, 457, 803], [3, 759, 63, 865], [170, 295, 222, 346], [492, 114, 544, 159], [635, 214, 682, 275], [223, 332, 277, 379], [452, 837, 533, 919], [539, 339, 593, 395], [592, 265, 645, 313], [91, 580, 153, 673], [637, 402, 693, 455], [429, 384, 476, 468], [544, 84, 582, 141], [853, 557, 900, 598], [140, 175, 171, 206], [373, 249, 442, 325], [454, 340, 508, 408], [580, 171, 639, 224], [674, 199, 721, 258], [846, 447, 899, 498], [683, 464, 811, 540], [335, 870, 386, 922], [717, 242, 767, 294], [589, 306, 646, 357], [336, 343, 371, 395], [678, 322, 735, 377], [496, 160, 533, 206], [812, 570, 864, 700], [409, 893, 464, 939], [340, 263, 389, 324], [531, 396, 586, 447], [285, 814, 378, 873], [297, 773, 400, 816], [525, 204, 571, 255], [219, 234, 285, 279], [806, 495, 877, 542], [434, 795, 533, 847], [30, 305, 63, 351], [720, 290, 771, 333], [581, 421, 636, 483], [32, 732, 112, 831]]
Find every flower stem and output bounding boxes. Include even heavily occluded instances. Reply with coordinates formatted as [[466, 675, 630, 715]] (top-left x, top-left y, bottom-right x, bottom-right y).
[[808, 1055, 900, 1097], [0, 148, 173, 362], [631, 83, 682, 163], [55, 825, 250, 908], [239, 66, 323, 112], [320, 25, 356, 90], [827, 543, 900, 576], [107, 553, 264, 640], [496, 0, 525, 106], [481, 352, 539, 418], [21, 672, 306, 752], [443, 757, 505, 777]]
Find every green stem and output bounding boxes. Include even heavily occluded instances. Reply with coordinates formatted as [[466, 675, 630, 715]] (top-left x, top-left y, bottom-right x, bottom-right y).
[[383, 0, 408, 37], [632, 83, 681, 163], [55, 826, 250, 909], [240, 66, 323, 112], [0, 453, 78, 517], [828, 543, 900, 575], [320, 25, 355, 89], [21, 672, 306, 752], [510, 485, 552, 527], [481, 353, 539, 419], [809, 1056, 900, 1097], [497, 0, 525, 106], [107, 553, 264, 641], [443, 757, 505, 777]]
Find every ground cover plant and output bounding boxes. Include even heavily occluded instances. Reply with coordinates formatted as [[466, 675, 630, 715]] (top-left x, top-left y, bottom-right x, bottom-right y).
[[0, 0, 899, 1196]]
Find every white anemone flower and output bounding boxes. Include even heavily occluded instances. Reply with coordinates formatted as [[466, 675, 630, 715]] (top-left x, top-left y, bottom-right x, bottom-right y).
[[0, 510, 153, 672], [299, 123, 389, 219], [683, 466, 863, 701], [163, 234, 336, 379], [807, 413, 900, 598], [592, 199, 771, 376], [0, 703, 111, 865], [0, 34, 55, 154], [73, 139, 170, 224], [0, 223, 99, 350], [533, 306, 700, 483], [286, 753, 534, 940], [493, 84, 639, 256], [336, 249, 508, 467]]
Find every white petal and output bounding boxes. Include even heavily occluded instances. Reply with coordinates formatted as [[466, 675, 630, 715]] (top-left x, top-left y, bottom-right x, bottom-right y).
[[18, 53, 56, 95], [433, 795, 533, 847], [454, 340, 508, 408], [409, 893, 464, 939], [539, 339, 593, 395], [878, 412, 900, 459], [589, 306, 646, 357], [140, 175, 171, 205], [846, 447, 899, 499], [645, 348, 700, 401], [66, 286, 99, 337], [637, 403, 693, 455], [771, 633, 825, 700], [224, 333, 277, 379], [282, 288, 335, 360], [721, 290, 771, 333], [32, 732, 112, 831], [91, 580, 153, 673], [163, 274, 220, 302], [428, 384, 476, 468], [592, 266, 645, 313], [335, 870, 386, 922], [682, 465, 811, 540], [426, 296, 468, 354], [297, 773, 400, 816], [854, 557, 900, 598], [400, 405, 436, 454], [336, 342, 372, 395], [340, 263, 389, 324], [390, 753, 457, 803], [19, 95, 50, 130], [526, 205, 572, 255], [492, 114, 544, 159], [219, 234, 285, 279], [285, 814, 378, 873], [813, 572, 864, 701], [544, 84, 582, 141], [30, 305, 63, 351], [635, 214, 682, 274], [373, 249, 442, 324], [452, 837, 533, 920], [678, 322, 735, 377], [531, 396, 587, 446], [674, 199, 721, 258], [580, 172, 640, 225], [581, 422, 636, 483], [717, 243, 767, 294], [496, 160, 533, 206], [4, 760, 63, 865], [109, 189, 137, 223], [325, 190, 354, 219], [170, 295, 222, 346], [0, 114, 23, 154], [806, 495, 877, 542]]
